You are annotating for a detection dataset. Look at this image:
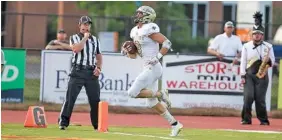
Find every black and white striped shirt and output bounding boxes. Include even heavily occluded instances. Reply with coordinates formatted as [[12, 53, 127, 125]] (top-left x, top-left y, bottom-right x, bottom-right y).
[[69, 33, 101, 66]]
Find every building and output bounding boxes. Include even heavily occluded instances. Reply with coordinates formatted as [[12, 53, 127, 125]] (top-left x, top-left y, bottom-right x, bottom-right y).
[[1, 1, 282, 49]]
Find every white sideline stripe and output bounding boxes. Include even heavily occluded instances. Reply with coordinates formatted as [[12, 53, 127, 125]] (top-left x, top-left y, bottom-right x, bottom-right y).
[[219, 129, 282, 134], [108, 132, 185, 140]]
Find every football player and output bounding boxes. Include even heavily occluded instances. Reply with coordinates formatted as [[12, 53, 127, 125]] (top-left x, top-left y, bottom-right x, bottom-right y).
[[121, 6, 183, 137]]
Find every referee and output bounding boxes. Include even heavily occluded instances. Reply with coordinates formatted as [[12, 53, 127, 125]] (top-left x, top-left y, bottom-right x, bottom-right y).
[[58, 16, 102, 130]]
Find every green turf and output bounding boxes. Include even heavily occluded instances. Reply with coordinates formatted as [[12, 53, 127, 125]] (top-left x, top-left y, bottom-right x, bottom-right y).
[[24, 79, 40, 103], [24, 74, 279, 109], [2, 124, 282, 140], [271, 75, 279, 109]]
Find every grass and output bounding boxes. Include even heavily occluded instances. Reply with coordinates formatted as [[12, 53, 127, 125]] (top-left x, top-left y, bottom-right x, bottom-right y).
[[22, 74, 279, 107], [1, 75, 281, 118], [2, 124, 282, 140], [271, 75, 279, 109], [24, 79, 40, 104]]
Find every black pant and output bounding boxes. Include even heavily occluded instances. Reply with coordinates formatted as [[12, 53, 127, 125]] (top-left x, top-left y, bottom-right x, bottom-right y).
[[58, 66, 100, 129], [241, 71, 269, 123]]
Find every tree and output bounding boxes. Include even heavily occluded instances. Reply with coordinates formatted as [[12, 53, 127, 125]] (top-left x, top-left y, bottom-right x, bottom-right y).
[[77, 1, 137, 33], [154, 2, 209, 53], [77, 1, 137, 45], [77, 1, 209, 53], [155, 2, 193, 52]]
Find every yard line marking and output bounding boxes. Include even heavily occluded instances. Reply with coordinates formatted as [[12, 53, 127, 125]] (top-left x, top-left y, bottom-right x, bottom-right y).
[[219, 129, 282, 134], [108, 132, 185, 140], [1, 135, 103, 140]]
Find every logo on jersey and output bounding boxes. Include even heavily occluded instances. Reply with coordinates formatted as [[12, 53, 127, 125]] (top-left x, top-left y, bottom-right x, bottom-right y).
[[134, 40, 143, 57]]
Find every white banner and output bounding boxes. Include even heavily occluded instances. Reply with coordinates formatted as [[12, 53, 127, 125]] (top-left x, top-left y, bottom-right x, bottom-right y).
[[40, 50, 148, 106], [162, 55, 272, 111]]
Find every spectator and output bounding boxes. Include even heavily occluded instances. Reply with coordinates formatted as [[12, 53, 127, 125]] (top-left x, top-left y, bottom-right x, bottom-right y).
[[45, 29, 71, 50], [207, 21, 243, 64]]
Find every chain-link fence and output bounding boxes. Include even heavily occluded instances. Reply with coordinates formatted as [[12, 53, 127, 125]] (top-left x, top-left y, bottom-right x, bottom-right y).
[[2, 12, 282, 53], [1, 12, 281, 109], [24, 49, 42, 102]]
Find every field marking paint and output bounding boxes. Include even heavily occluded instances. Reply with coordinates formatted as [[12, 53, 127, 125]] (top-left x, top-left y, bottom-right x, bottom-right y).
[[219, 129, 282, 134], [109, 132, 185, 140]]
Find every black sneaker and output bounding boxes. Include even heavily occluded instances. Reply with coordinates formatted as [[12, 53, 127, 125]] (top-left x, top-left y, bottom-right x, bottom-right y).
[[59, 126, 67, 130], [241, 120, 252, 125], [260, 121, 270, 125]]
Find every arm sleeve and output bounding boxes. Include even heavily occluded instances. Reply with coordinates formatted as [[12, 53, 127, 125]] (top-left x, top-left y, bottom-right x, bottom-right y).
[[146, 23, 160, 36], [237, 38, 243, 52], [96, 38, 101, 54], [268, 45, 275, 67], [240, 44, 247, 76], [47, 40, 55, 45], [208, 36, 220, 50], [69, 35, 79, 46]]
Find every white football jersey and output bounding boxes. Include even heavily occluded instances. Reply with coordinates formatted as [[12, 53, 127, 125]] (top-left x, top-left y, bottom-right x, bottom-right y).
[[130, 23, 160, 63]]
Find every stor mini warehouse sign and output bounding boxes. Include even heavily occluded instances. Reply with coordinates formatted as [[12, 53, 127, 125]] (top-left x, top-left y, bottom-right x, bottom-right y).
[[161, 55, 273, 111]]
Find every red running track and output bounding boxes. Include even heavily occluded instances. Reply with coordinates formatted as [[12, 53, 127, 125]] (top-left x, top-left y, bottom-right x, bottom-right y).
[[2, 110, 282, 131]]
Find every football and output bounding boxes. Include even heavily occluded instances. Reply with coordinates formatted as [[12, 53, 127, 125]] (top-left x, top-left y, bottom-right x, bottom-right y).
[[122, 41, 137, 54]]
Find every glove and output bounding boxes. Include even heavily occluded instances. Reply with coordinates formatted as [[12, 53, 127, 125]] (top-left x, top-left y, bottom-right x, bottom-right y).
[[121, 48, 128, 56], [148, 53, 163, 66]]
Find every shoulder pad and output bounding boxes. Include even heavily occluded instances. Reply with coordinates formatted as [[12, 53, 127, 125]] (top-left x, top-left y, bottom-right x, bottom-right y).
[[130, 26, 138, 39], [143, 23, 160, 36]]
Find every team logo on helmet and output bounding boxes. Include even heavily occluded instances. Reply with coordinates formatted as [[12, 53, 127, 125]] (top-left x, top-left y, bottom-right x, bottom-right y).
[[133, 6, 156, 24]]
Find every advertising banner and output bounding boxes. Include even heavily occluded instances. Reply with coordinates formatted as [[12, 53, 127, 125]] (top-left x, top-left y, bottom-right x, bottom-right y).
[[162, 55, 272, 111], [1, 48, 26, 103], [40, 51, 148, 106]]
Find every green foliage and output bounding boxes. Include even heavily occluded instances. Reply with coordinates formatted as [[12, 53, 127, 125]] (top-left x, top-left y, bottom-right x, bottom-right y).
[[46, 15, 58, 43], [154, 2, 208, 53], [76, 1, 136, 31], [76, 1, 209, 53], [77, 2, 136, 17], [77, 1, 136, 45]]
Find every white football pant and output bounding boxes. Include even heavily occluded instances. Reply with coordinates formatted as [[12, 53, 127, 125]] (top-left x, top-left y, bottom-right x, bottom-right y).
[[128, 62, 162, 107]]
